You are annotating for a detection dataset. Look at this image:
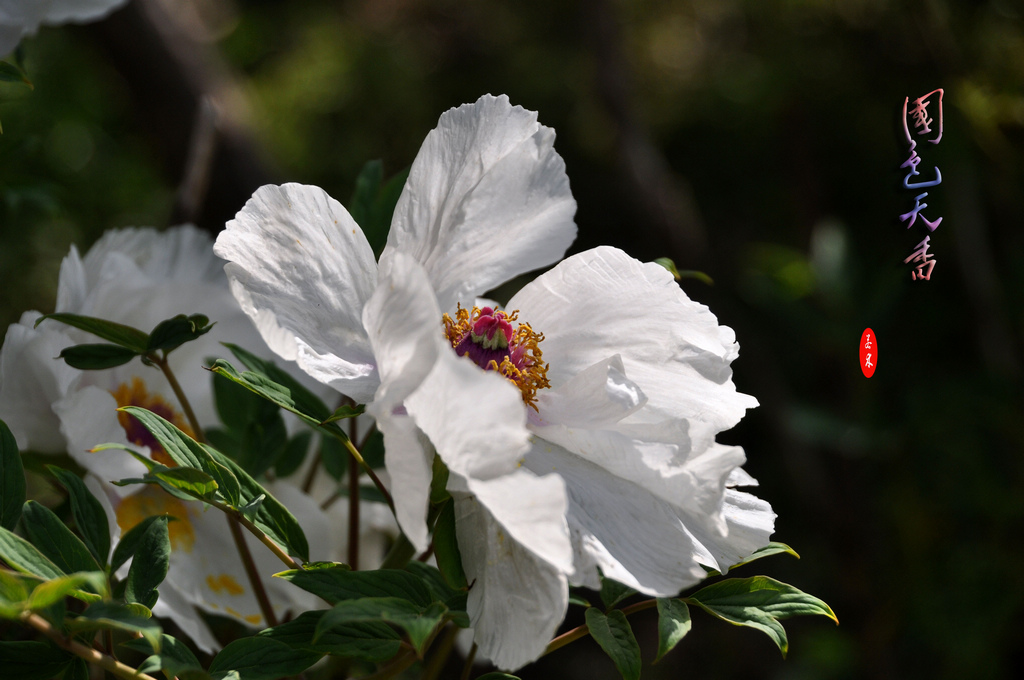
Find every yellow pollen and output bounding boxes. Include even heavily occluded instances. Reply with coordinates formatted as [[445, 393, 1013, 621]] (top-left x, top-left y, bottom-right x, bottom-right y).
[[442, 305, 551, 410], [115, 488, 195, 552], [110, 377, 194, 467], [206, 574, 246, 596], [245, 614, 263, 625]]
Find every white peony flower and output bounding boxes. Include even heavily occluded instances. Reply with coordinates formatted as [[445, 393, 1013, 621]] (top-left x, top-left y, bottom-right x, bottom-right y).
[[216, 94, 578, 669], [215, 93, 774, 669], [0, 0, 130, 56], [0, 225, 370, 651]]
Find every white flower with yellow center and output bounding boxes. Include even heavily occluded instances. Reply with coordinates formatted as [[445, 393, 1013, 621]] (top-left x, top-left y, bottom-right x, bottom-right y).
[[0, 0, 130, 56], [0, 225, 350, 651]]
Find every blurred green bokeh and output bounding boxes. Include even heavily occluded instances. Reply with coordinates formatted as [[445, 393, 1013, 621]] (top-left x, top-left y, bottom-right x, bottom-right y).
[[2, 1, 1023, 678]]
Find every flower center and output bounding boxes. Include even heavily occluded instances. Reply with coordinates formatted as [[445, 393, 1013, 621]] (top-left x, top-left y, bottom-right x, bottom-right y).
[[442, 305, 550, 409], [110, 376, 194, 467]]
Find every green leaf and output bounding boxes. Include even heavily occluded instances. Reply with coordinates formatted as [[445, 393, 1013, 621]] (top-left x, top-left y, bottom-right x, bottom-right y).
[[63, 658, 89, 680], [429, 454, 450, 505], [274, 432, 312, 479], [221, 344, 333, 423], [0, 569, 32, 618], [0, 526, 65, 579], [599, 575, 637, 610], [585, 608, 642, 680], [0, 641, 72, 680], [258, 611, 401, 662], [654, 598, 691, 662], [348, 159, 383, 234], [21, 501, 101, 574], [237, 412, 288, 478], [35, 313, 149, 352], [315, 597, 446, 655], [205, 458, 242, 507], [686, 576, 838, 657], [111, 515, 178, 573], [568, 593, 591, 608], [121, 634, 204, 679], [727, 542, 800, 571], [238, 494, 265, 523], [207, 448, 309, 562], [432, 499, 468, 590], [0, 61, 33, 87], [153, 467, 219, 499], [124, 516, 170, 609], [46, 467, 111, 568], [275, 566, 433, 607], [320, 434, 348, 481], [147, 314, 214, 353], [119, 406, 208, 469], [321, 403, 365, 425], [0, 419, 26, 531], [26, 572, 108, 610], [348, 161, 409, 257], [209, 637, 319, 680], [57, 343, 140, 370], [70, 601, 162, 650], [403, 561, 468, 620]]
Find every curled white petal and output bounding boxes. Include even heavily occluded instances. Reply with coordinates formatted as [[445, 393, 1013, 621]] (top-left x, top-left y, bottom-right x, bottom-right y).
[[381, 94, 577, 312]]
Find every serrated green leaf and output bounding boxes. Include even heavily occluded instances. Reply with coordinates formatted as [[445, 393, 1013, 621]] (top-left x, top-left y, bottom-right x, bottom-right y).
[[0, 641, 72, 680], [0, 526, 65, 579], [275, 566, 433, 607], [432, 499, 467, 590], [147, 314, 214, 353], [258, 610, 402, 662], [21, 501, 101, 575], [686, 576, 838, 657], [654, 598, 691, 662], [26, 571, 108, 610], [35, 313, 149, 352], [58, 343, 140, 370], [111, 515, 175, 573], [1, 419, 26, 531], [71, 601, 162, 650], [599, 575, 637, 610], [315, 597, 446, 655], [209, 637, 319, 680], [125, 516, 170, 609], [585, 608, 641, 680], [46, 467, 111, 568]]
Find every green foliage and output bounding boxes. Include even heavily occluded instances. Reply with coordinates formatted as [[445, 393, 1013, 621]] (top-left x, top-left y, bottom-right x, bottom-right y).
[[0, 419, 25, 531], [0, 641, 72, 680], [111, 515, 176, 573], [146, 314, 214, 353], [258, 611, 402, 663], [686, 576, 838, 657], [599, 575, 637, 610], [69, 601, 162, 650], [122, 634, 205, 680], [654, 598, 691, 662], [219, 343, 335, 425], [348, 160, 410, 257], [209, 637, 319, 680], [26, 572, 107, 610], [315, 597, 447, 655], [431, 499, 467, 591], [276, 565, 433, 607], [46, 467, 111, 567], [585, 607, 642, 680], [0, 525, 66, 580], [124, 516, 170, 609], [56, 343, 140, 369], [208, 371, 289, 478], [35, 313, 149, 352]]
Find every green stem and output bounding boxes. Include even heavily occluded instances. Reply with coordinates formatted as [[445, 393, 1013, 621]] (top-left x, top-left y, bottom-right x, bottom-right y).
[[20, 612, 160, 680], [226, 513, 278, 627], [459, 642, 477, 680], [210, 499, 303, 570], [354, 648, 417, 680], [153, 353, 205, 443], [347, 404, 360, 570], [341, 436, 393, 513], [422, 624, 459, 680], [543, 599, 659, 656]]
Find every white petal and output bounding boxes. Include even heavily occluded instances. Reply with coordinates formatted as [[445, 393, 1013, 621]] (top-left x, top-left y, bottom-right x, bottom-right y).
[[363, 253, 447, 550], [54, 386, 148, 484], [679, 488, 776, 575], [533, 355, 646, 429], [452, 472, 570, 670], [510, 246, 758, 435], [0, 312, 80, 452], [216, 184, 379, 403], [381, 94, 577, 312], [524, 439, 712, 595], [44, 0, 129, 24], [406, 349, 530, 482], [151, 585, 221, 653]]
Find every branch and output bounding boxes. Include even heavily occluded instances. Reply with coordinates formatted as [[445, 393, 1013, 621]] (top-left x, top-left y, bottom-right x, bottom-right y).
[[20, 612, 160, 680]]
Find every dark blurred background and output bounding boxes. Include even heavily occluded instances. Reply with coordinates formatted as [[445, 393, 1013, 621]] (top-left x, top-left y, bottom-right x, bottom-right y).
[[2, 0, 1022, 678]]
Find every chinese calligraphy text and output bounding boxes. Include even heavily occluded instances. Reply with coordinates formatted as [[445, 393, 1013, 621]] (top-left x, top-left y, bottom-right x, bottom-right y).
[[900, 89, 944, 281]]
